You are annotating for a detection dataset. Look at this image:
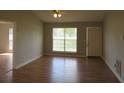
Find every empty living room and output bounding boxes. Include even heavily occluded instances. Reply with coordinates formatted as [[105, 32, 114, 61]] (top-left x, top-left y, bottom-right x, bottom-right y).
[[0, 10, 124, 83]]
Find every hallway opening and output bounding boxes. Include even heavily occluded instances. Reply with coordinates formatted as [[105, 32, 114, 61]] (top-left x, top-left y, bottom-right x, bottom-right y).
[[0, 21, 14, 82]]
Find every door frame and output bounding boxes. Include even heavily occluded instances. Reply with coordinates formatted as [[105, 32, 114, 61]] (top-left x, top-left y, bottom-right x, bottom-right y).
[[86, 27, 101, 57], [0, 19, 16, 69]]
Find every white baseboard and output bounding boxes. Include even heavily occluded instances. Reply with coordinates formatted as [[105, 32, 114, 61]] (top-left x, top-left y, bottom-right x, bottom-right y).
[[101, 56, 124, 83], [14, 55, 42, 69], [44, 53, 86, 57]]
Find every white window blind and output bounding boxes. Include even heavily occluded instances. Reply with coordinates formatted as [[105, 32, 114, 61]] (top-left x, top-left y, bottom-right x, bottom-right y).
[[53, 28, 77, 52]]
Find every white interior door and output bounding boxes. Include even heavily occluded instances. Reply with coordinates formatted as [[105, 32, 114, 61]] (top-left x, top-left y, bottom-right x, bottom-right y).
[[86, 27, 102, 57]]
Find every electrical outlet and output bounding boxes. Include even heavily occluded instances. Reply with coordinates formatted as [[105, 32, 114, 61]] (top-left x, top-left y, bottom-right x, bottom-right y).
[[114, 63, 117, 67], [115, 59, 121, 77]]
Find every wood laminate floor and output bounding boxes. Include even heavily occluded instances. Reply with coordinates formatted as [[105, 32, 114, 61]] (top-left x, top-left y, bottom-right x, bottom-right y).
[[0, 54, 119, 83], [13, 56, 119, 83], [0, 53, 13, 83]]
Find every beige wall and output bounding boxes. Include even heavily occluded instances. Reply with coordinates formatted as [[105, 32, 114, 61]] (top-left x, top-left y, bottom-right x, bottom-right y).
[[103, 11, 124, 82], [44, 22, 102, 57], [0, 11, 44, 68], [0, 23, 13, 53]]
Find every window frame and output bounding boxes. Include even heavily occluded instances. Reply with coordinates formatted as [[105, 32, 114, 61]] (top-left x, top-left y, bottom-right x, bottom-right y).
[[52, 27, 77, 53]]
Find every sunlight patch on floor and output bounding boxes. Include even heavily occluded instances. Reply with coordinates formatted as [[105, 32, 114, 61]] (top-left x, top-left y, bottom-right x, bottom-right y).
[[0, 53, 13, 55]]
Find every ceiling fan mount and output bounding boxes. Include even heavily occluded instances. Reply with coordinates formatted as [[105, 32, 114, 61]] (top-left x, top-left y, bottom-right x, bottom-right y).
[[52, 10, 62, 18], [51, 10, 72, 18]]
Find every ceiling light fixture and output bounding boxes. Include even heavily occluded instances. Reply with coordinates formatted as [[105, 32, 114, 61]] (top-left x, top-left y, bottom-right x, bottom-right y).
[[52, 10, 62, 18]]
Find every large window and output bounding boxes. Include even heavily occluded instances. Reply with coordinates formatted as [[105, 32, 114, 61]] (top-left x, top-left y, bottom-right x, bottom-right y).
[[9, 28, 13, 50], [53, 28, 77, 52]]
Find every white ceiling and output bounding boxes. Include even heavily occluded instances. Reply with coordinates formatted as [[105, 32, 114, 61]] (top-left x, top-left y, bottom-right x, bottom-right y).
[[33, 10, 106, 23]]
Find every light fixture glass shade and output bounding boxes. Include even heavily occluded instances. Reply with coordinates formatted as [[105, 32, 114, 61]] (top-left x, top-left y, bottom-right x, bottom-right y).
[[58, 14, 62, 18], [53, 13, 57, 18]]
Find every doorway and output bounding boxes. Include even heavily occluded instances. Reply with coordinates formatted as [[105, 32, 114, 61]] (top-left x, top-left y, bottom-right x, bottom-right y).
[[86, 27, 102, 57], [0, 21, 15, 82]]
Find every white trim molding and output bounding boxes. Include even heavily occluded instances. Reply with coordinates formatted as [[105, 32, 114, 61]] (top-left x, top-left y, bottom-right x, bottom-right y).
[[44, 53, 86, 57], [101, 56, 124, 83]]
